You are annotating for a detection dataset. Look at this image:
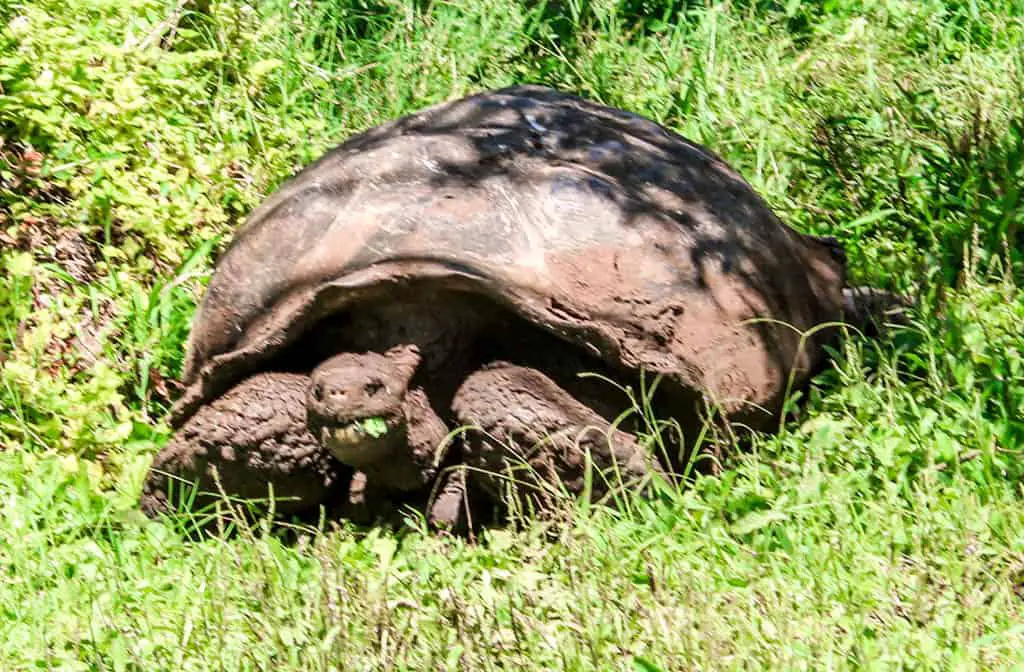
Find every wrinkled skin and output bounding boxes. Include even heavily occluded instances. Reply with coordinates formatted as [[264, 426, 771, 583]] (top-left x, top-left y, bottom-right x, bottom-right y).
[[143, 287, 905, 529]]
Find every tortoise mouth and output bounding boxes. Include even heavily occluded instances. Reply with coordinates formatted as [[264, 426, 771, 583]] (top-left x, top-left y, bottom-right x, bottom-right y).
[[319, 415, 403, 466]]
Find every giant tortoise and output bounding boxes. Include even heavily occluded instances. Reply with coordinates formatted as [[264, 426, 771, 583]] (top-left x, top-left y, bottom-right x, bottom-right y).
[[140, 85, 901, 529]]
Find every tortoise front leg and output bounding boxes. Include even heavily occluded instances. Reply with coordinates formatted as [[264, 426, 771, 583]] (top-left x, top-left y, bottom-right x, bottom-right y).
[[451, 362, 665, 516], [141, 372, 347, 520], [426, 466, 471, 533]]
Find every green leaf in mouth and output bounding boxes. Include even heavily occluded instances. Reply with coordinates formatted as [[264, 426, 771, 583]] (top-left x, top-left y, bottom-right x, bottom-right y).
[[362, 417, 388, 438]]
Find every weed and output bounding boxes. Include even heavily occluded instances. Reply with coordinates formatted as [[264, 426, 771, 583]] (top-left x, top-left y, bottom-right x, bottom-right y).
[[1, 0, 1023, 668]]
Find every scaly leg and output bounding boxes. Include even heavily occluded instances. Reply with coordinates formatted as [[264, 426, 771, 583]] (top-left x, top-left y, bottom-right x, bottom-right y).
[[141, 372, 346, 519], [452, 362, 665, 515]]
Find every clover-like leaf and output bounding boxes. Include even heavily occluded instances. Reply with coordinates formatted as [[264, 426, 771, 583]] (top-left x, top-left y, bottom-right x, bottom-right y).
[[362, 417, 388, 438]]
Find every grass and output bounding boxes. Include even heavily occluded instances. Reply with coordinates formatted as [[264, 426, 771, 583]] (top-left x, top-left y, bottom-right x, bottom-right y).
[[1, 0, 1023, 668]]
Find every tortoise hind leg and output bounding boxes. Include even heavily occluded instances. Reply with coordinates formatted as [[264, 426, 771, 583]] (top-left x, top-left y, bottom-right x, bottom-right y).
[[451, 362, 665, 517], [141, 372, 347, 520]]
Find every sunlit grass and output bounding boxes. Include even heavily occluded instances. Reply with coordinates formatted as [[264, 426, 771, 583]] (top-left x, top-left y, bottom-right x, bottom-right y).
[[0, 0, 1022, 668]]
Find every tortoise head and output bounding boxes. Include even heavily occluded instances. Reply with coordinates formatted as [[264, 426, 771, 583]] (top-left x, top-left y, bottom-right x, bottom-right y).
[[306, 344, 421, 468]]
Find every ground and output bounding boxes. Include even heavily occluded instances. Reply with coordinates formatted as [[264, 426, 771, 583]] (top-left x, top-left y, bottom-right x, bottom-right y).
[[1, 0, 1023, 669]]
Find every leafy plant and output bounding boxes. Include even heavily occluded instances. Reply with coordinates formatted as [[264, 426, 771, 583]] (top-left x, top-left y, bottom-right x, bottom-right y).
[[1, 0, 1023, 668]]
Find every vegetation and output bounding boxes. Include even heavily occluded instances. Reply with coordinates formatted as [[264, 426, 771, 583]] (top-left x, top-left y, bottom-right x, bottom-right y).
[[1, 0, 1023, 668]]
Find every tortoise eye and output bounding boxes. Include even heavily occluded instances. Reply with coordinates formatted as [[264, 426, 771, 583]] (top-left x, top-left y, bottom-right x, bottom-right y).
[[365, 380, 385, 396]]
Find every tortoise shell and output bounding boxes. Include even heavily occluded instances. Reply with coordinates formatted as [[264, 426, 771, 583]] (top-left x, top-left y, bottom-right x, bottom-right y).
[[173, 85, 848, 430]]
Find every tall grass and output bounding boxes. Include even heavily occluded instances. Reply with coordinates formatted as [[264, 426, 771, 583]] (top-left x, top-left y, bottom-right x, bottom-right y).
[[1, 0, 1022, 668]]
